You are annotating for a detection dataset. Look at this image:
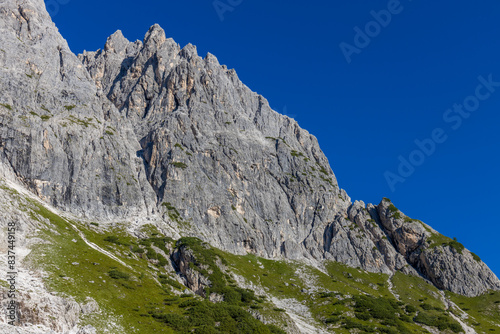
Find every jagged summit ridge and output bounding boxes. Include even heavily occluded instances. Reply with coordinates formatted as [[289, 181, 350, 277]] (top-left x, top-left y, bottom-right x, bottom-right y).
[[78, 24, 500, 296]]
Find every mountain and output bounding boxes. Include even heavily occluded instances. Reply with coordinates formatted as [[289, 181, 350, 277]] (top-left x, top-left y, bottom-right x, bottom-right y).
[[1, 0, 499, 333]]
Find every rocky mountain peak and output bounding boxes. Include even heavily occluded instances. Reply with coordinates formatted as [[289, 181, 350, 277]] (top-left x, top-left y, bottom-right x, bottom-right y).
[[144, 23, 167, 44], [104, 30, 129, 53], [179, 43, 198, 60], [205, 52, 221, 65]]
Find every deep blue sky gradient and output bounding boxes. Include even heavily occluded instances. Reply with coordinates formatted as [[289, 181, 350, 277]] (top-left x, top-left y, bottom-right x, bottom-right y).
[[46, 0, 500, 275]]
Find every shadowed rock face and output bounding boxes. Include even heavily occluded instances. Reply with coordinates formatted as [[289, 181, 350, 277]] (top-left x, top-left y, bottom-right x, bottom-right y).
[[1, 0, 499, 298]]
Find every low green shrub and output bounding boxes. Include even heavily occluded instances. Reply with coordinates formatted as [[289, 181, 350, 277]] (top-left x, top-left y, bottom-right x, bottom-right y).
[[159, 277, 183, 290], [104, 235, 130, 246], [151, 313, 190, 331], [388, 204, 402, 219], [414, 311, 462, 333], [131, 245, 144, 253], [179, 299, 201, 308], [405, 304, 417, 314], [471, 252, 481, 262], [448, 240, 465, 254], [421, 303, 434, 310], [355, 312, 371, 320], [170, 161, 188, 169], [153, 299, 286, 333], [325, 316, 340, 324], [0, 103, 12, 110], [343, 318, 377, 332], [108, 269, 130, 280], [319, 291, 336, 298], [353, 295, 399, 321]]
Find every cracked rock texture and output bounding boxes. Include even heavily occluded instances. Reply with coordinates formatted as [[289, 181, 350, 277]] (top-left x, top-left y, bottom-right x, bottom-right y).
[[377, 199, 500, 296], [0, 6, 499, 334], [172, 245, 212, 297], [0, 0, 157, 220]]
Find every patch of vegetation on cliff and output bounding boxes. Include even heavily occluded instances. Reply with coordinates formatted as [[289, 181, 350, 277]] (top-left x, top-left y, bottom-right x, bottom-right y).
[[169, 161, 188, 169], [388, 203, 402, 219], [66, 115, 95, 128], [176, 238, 252, 303], [0, 103, 13, 110], [161, 202, 191, 228], [471, 252, 481, 262], [427, 234, 465, 254]]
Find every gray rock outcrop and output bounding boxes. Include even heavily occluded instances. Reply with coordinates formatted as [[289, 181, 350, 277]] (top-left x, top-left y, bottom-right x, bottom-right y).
[[377, 198, 500, 296], [171, 245, 212, 296], [0, 0, 157, 219]]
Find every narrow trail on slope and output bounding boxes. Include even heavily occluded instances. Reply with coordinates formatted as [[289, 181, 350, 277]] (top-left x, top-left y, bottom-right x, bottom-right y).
[[5, 179, 135, 272], [449, 312, 476, 334], [438, 291, 477, 334], [66, 221, 135, 271], [387, 273, 400, 300]]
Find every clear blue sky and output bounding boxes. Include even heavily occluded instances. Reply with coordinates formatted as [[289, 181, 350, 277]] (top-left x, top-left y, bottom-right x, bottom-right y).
[[46, 0, 500, 276]]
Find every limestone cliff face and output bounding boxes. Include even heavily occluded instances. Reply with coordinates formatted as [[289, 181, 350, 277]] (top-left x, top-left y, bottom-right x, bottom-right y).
[[0, 0, 157, 220], [0, 0, 499, 304], [377, 198, 500, 296], [78, 24, 371, 266]]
